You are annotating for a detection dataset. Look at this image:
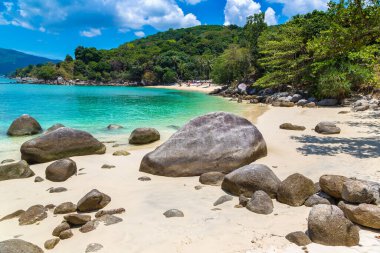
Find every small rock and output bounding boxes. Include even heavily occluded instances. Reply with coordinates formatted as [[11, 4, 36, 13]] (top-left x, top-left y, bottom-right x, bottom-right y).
[[18, 205, 47, 225], [45, 158, 77, 182], [107, 124, 123, 130], [112, 150, 130, 156], [338, 111, 350, 114], [54, 202, 77, 214], [319, 175, 349, 199], [59, 229, 73, 240], [199, 172, 225, 186], [277, 173, 315, 206], [285, 231, 312, 246], [0, 210, 25, 222], [304, 192, 336, 207], [85, 243, 104, 253], [194, 185, 203, 190], [1, 159, 15, 164], [213, 195, 233, 206], [44, 238, 60, 250], [52, 222, 70, 237], [239, 195, 249, 207], [45, 204, 56, 210], [49, 187, 67, 193], [246, 190, 273, 215], [95, 208, 125, 218], [64, 214, 91, 226], [77, 189, 111, 212], [97, 214, 123, 226], [308, 204, 359, 246], [138, 176, 151, 181], [315, 122, 341, 135], [279, 123, 306, 131], [317, 99, 338, 107], [34, 176, 44, 182], [101, 164, 115, 169], [163, 209, 184, 218], [46, 124, 65, 133], [80, 220, 99, 233], [304, 102, 316, 108]]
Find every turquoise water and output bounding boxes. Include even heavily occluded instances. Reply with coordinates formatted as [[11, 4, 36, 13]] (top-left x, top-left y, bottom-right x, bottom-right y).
[[0, 77, 242, 158]]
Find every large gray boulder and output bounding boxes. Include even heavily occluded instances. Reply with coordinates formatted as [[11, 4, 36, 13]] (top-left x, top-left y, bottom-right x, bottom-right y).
[[0, 160, 34, 181], [20, 127, 106, 164], [0, 239, 44, 253], [277, 173, 315, 206], [129, 128, 160, 145], [308, 204, 359, 246], [338, 201, 380, 229], [45, 158, 77, 182], [221, 164, 280, 198], [317, 99, 338, 107], [140, 112, 267, 177], [319, 175, 348, 199], [7, 114, 42, 136]]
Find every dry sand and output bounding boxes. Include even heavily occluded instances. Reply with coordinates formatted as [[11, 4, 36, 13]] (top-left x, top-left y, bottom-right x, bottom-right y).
[[0, 105, 379, 253]]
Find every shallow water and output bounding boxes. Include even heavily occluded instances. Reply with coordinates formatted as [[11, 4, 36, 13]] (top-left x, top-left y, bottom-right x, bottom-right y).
[[0, 77, 250, 159]]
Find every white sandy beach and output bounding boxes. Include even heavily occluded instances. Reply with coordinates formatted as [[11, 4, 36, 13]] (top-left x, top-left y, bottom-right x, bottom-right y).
[[0, 105, 379, 253], [149, 84, 222, 93]]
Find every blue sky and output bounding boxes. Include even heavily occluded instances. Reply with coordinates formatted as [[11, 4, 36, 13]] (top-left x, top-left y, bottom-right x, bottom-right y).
[[0, 0, 329, 60]]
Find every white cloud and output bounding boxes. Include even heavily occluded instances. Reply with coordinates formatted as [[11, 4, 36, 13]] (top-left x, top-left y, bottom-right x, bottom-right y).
[[0, 0, 201, 33], [80, 28, 102, 37], [224, 0, 261, 26], [268, 0, 329, 17], [264, 7, 277, 25], [134, 31, 145, 37], [182, 0, 204, 4], [116, 0, 201, 31], [3, 2, 13, 12]]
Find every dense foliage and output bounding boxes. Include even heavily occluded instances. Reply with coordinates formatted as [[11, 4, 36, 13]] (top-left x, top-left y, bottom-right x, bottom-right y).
[[15, 0, 380, 98]]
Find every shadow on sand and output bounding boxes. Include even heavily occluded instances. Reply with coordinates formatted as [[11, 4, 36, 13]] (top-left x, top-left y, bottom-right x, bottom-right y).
[[291, 135, 380, 159]]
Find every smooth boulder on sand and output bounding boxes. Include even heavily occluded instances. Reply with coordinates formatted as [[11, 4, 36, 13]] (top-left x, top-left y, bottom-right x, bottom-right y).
[[0, 239, 44, 253], [7, 114, 42, 136], [140, 112, 267, 177], [45, 158, 77, 182], [129, 128, 160, 145], [0, 160, 35, 181], [221, 164, 280, 198], [308, 204, 359, 246], [20, 127, 106, 164]]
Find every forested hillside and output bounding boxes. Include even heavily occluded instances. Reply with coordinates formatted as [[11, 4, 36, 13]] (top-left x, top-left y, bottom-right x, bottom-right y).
[[15, 0, 380, 99], [0, 48, 59, 75]]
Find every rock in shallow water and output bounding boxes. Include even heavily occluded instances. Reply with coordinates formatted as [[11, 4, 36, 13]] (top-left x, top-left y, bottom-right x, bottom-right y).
[[221, 164, 280, 198], [0, 160, 35, 181], [308, 204, 359, 246], [129, 128, 160, 145], [139, 112, 267, 177], [21, 127, 106, 164], [7, 114, 42, 136], [0, 239, 44, 253]]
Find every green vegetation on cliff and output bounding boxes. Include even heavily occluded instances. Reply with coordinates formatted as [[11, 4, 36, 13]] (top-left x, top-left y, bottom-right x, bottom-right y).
[[15, 0, 380, 98]]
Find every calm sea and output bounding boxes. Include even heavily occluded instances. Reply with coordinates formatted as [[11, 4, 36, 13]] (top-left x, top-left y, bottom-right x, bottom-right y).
[[0, 77, 243, 160]]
